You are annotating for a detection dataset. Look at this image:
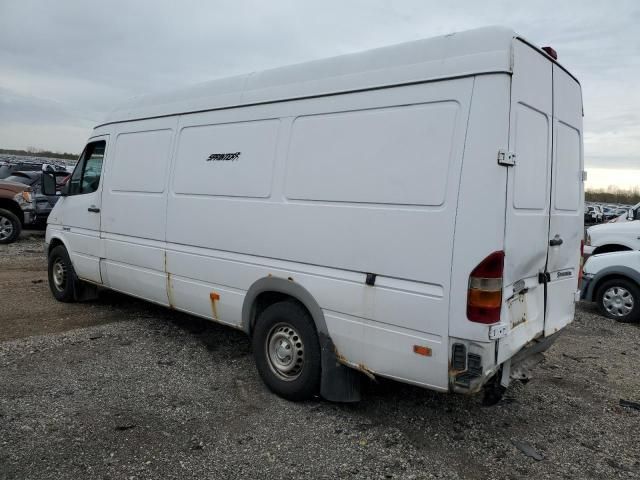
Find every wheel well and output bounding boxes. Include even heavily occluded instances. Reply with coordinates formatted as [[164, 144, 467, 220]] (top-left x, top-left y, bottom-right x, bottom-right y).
[[592, 274, 634, 300], [592, 244, 631, 255], [248, 291, 311, 335], [48, 237, 65, 256], [0, 199, 24, 224]]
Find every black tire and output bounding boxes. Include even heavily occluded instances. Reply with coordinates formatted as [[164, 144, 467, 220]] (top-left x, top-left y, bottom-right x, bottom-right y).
[[596, 278, 640, 323], [0, 208, 21, 244], [48, 245, 76, 302], [252, 301, 321, 400]]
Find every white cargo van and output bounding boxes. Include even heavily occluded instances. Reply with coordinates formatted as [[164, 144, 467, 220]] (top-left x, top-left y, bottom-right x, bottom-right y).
[[42, 26, 584, 403]]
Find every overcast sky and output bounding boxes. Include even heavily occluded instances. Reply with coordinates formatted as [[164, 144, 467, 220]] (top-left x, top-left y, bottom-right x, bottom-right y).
[[1, 0, 638, 189]]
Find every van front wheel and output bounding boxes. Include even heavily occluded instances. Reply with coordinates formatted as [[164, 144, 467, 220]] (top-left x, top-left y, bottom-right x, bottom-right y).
[[252, 301, 321, 400], [48, 245, 76, 302]]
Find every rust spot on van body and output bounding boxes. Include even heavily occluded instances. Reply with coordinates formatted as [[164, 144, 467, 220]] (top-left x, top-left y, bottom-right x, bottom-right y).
[[333, 347, 375, 380], [166, 273, 174, 309], [210, 292, 219, 320], [164, 251, 174, 308], [335, 350, 348, 364], [356, 363, 376, 381]]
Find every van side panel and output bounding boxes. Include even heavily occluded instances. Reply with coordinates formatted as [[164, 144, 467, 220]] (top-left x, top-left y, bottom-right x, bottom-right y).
[[101, 118, 177, 241], [167, 80, 471, 286], [285, 102, 459, 206], [448, 74, 510, 343], [100, 117, 177, 305], [163, 79, 474, 388]]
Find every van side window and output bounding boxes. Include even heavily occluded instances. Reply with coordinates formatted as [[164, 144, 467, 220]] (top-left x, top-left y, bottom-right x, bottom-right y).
[[68, 140, 106, 195]]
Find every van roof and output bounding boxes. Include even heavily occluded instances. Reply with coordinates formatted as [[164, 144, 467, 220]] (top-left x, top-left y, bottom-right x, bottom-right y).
[[101, 26, 547, 126]]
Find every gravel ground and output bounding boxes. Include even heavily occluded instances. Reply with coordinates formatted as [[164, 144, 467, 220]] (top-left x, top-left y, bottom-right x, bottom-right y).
[[1, 236, 639, 479]]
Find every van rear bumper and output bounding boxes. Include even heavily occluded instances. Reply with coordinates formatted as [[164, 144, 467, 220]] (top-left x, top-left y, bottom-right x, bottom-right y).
[[450, 331, 561, 394], [507, 331, 561, 383]]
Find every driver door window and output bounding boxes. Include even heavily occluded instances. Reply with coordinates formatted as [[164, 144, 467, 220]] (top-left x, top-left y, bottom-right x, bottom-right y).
[[68, 141, 105, 195]]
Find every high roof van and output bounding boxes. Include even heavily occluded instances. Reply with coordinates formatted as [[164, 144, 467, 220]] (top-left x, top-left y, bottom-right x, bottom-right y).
[[42, 26, 584, 403]]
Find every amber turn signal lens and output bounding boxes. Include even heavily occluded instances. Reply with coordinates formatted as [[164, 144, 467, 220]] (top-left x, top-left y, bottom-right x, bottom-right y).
[[413, 345, 432, 356], [467, 289, 502, 308]]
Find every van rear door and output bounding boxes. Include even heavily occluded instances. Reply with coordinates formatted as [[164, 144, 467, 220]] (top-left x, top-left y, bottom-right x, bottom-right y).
[[544, 65, 583, 335], [499, 42, 583, 363], [498, 40, 551, 364]]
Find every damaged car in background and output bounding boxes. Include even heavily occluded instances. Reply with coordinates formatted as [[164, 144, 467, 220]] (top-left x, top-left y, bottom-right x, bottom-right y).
[[0, 169, 69, 244]]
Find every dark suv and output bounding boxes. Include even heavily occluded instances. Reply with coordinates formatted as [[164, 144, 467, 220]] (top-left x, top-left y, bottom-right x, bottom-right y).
[[0, 160, 67, 179], [3, 171, 66, 226], [0, 178, 35, 243]]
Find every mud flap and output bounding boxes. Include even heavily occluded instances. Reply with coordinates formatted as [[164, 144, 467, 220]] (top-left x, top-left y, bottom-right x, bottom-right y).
[[319, 333, 361, 402], [73, 274, 99, 302]]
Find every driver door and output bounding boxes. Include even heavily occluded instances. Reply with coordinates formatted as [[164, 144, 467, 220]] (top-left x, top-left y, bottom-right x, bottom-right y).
[[60, 136, 108, 283]]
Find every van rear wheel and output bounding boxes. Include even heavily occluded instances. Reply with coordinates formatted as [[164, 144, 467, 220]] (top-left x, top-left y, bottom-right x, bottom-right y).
[[597, 278, 640, 323], [252, 301, 321, 400], [48, 245, 76, 302]]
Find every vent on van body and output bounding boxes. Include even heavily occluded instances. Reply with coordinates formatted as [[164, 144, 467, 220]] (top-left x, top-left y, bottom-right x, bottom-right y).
[[452, 343, 466, 370]]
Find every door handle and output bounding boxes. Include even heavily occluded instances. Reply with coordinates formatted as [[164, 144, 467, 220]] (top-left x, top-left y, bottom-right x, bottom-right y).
[[87, 206, 100, 213], [549, 236, 563, 247]]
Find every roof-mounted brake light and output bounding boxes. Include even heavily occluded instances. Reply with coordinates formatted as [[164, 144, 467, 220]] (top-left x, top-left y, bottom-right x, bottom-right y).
[[542, 46, 558, 60]]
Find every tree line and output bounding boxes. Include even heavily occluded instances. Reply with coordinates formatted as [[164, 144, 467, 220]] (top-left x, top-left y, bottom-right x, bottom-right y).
[[586, 186, 640, 205], [0, 148, 78, 161]]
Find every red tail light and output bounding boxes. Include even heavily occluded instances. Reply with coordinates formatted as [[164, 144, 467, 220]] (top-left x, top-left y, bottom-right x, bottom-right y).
[[467, 251, 504, 324]]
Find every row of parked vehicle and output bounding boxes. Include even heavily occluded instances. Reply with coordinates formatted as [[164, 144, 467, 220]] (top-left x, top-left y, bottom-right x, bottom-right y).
[[581, 201, 640, 323], [584, 202, 633, 224], [0, 158, 70, 243]]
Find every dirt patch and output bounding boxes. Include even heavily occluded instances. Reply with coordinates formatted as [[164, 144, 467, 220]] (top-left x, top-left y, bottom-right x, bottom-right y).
[[0, 233, 171, 342]]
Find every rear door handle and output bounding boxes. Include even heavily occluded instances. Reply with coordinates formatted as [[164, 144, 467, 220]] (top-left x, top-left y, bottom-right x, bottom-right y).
[[549, 236, 563, 247], [87, 206, 100, 213]]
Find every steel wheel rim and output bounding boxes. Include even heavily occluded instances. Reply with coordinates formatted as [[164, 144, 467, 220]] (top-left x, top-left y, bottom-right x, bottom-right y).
[[265, 322, 305, 381], [0, 216, 13, 241], [52, 258, 67, 292], [602, 286, 634, 317]]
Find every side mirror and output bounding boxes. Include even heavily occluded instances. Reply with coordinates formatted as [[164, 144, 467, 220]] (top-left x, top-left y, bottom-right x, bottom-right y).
[[41, 172, 68, 196], [41, 172, 57, 196]]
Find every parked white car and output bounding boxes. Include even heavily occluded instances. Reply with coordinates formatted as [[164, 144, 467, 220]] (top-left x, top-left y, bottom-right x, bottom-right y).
[[581, 250, 640, 323], [584, 211, 640, 257], [42, 26, 583, 403]]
